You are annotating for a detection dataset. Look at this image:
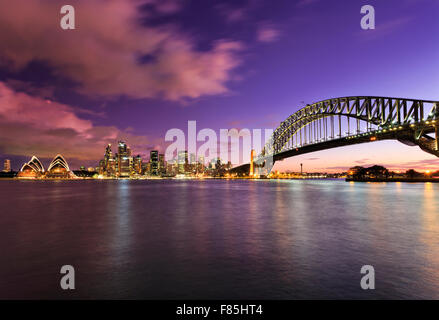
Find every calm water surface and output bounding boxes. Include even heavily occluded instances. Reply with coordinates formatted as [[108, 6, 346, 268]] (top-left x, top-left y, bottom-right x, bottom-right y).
[[0, 179, 438, 299]]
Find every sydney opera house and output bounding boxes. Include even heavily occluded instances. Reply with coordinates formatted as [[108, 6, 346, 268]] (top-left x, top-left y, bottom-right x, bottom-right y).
[[17, 154, 77, 179]]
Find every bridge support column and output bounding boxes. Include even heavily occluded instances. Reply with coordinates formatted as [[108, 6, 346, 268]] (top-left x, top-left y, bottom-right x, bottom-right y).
[[436, 124, 439, 151], [249, 149, 255, 176]]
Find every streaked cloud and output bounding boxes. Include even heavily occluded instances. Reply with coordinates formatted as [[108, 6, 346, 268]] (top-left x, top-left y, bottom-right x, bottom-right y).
[[357, 17, 414, 40], [296, 0, 320, 8], [0, 82, 157, 160], [0, 0, 243, 101], [257, 24, 281, 43]]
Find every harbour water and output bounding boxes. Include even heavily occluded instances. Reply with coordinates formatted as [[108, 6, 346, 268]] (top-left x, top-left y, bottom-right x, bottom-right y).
[[0, 179, 438, 299]]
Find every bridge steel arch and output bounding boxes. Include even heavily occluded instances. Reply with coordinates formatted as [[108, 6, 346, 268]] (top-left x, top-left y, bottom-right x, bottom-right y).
[[232, 96, 439, 175]]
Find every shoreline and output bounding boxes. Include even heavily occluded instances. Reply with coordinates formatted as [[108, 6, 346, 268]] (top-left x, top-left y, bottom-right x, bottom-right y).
[[346, 178, 439, 183]]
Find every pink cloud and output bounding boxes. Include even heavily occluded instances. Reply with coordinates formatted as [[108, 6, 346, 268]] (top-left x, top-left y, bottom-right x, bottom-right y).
[[0, 82, 158, 160], [296, 0, 320, 8], [0, 0, 243, 101], [257, 25, 281, 43]]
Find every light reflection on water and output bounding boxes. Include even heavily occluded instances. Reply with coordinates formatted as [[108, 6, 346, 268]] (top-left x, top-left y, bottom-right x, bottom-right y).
[[0, 179, 438, 299]]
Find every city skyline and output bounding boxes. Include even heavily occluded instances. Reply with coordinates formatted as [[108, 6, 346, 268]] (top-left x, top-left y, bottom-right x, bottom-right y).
[[0, 0, 438, 173], [1, 0, 439, 303]]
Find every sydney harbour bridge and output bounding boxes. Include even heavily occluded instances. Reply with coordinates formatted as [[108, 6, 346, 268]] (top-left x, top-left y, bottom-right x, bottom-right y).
[[231, 96, 439, 175]]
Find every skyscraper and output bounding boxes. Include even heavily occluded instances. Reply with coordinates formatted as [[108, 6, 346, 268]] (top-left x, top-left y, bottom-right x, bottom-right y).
[[134, 155, 142, 174], [150, 150, 159, 175], [178, 150, 188, 174], [104, 144, 112, 165], [104, 144, 116, 176], [118, 141, 132, 177], [3, 159, 11, 172], [159, 154, 165, 174], [197, 155, 205, 174]]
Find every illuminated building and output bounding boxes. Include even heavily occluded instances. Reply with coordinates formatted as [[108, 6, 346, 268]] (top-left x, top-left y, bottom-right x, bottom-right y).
[[190, 153, 196, 164], [189, 153, 196, 173], [178, 150, 188, 174], [3, 159, 11, 172], [104, 144, 116, 176], [210, 158, 217, 169], [17, 156, 44, 178], [134, 155, 142, 174], [159, 154, 165, 174], [98, 160, 105, 174], [197, 156, 205, 174], [141, 162, 148, 173], [46, 154, 76, 179], [150, 150, 159, 175], [117, 141, 132, 177]]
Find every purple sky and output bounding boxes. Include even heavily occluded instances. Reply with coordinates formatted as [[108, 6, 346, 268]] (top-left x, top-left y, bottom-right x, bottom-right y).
[[0, 0, 438, 172]]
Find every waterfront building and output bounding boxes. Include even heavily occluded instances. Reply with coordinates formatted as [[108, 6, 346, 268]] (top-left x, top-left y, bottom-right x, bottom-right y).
[[17, 156, 45, 178], [159, 154, 165, 175], [141, 162, 148, 174], [103, 144, 116, 176], [134, 155, 142, 174], [17, 154, 75, 179], [3, 159, 11, 172], [45, 154, 76, 179], [178, 150, 188, 174], [117, 141, 132, 177], [197, 156, 205, 174], [98, 160, 105, 175], [190, 153, 196, 164], [150, 150, 159, 175]]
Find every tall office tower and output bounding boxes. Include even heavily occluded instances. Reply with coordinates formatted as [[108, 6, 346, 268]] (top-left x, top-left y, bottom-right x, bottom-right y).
[[117, 141, 131, 177], [108, 158, 116, 176], [158, 154, 165, 174], [104, 144, 112, 165], [104, 144, 116, 176], [3, 159, 11, 172], [178, 150, 188, 174], [150, 150, 159, 175], [166, 161, 175, 175], [133, 155, 142, 174], [114, 153, 119, 173]]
